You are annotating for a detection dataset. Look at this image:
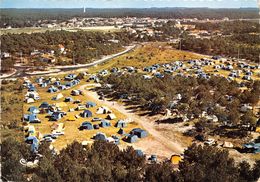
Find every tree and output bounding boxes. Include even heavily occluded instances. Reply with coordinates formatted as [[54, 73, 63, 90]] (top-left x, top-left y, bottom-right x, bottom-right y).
[[1, 137, 30, 181], [238, 160, 260, 182], [1, 58, 15, 72], [33, 156, 62, 182], [179, 144, 240, 182], [144, 162, 178, 182], [239, 161, 253, 181], [241, 111, 258, 126], [251, 160, 260, 181]]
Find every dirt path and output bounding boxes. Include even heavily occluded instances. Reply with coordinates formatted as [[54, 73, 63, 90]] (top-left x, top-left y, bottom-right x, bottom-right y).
[[80, 84, 186, 158]]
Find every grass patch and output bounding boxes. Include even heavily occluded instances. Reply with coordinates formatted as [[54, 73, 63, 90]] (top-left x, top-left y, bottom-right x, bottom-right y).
[[88, 42, 204, 73]]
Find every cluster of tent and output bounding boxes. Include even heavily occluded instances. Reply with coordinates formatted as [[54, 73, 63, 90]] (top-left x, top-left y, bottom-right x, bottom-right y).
[[24, 79, 40, 103]]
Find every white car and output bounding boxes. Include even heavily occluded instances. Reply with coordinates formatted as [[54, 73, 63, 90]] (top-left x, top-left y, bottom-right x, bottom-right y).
[[41, 136, 54, 142], [204, 138, 215, 146]]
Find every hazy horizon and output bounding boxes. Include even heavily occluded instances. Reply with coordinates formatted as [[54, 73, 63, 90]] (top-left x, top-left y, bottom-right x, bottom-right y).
[[0, 0, 258, 9]]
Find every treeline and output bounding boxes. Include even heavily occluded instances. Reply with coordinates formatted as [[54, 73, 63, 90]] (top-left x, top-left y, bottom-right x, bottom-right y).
[[191, 21, 260, 34], [181, 21, 260, 62], [101, 74, 260, 127], [1, 30, 133, 66], [180, 36, 260, 62], [2, 138, 260, 182], [1, 8, 258, 28], [230, 34, 260, 46]]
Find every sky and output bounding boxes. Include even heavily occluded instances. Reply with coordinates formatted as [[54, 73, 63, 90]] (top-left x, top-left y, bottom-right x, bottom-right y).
[[0, 0, 258, 9]]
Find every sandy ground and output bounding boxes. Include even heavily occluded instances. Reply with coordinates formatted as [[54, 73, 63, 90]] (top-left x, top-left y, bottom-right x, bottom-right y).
[[80, 84, 186, 159]]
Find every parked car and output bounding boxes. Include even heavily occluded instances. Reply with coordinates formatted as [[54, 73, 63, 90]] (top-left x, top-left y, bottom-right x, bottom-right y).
[[41, 136, 54, 142], [148, 155, 157, 162], [43, 134, 57, 139], [52, 131, 65, 136], [204, 138, 216, 146], [92, 117, 102, 122]]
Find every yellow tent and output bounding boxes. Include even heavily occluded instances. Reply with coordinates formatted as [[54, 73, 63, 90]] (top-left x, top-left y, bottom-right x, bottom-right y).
[[67, 115, 76, 121], [170, 155, 182, 165], [55, 102, 67, 108]]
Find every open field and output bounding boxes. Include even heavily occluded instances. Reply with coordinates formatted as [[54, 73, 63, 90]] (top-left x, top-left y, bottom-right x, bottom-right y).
[[88, 42, 204, 73], [0, 26, 121, 35]]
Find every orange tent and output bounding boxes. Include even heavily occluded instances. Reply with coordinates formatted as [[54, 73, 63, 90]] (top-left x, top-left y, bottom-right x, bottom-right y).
[[170, 155, 182, 165]]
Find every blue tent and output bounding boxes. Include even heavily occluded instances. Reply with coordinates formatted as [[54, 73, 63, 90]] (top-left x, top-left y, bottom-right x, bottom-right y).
[[212, 55, 221, 60], [24, 114, 40, 123], [80, 122, 94, 130], [117, 128, 125, 135], [28, 106, 39, 114], [245, 144, 260, 153], [28, 86, 36, 92], [40, 82, 48, 87], [81, 110, 92, 118], [23, 114, 29, 120], [25, 136, 38, 144], [51, 112, 64, 121], [111, 67, 119, 73], [64, 97, 74, 102], [72, 79, 80, 85], [130, 128, 148, 138], [39, 102, 49, 109], [65, 74, 76, 81], [59, 85, 67, 90], [115, 120, 127, 128], [53, 81, 61, 86], [86, 101, 96, 108], [45, 80, 51, 84], [35, 78, 43, 83], [149, 155, 157, 162], [100, 120, 111, 128], [47, 87, 57, 93], [135, 149, 144, 157], [94, 133, 107, 141], [112, 136, 120, 145], [31, 142, 39, 153], [65, 82, 74, 88], [126, 134, 138, 143]]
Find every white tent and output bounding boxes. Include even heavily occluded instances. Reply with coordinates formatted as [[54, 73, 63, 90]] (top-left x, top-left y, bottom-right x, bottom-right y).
[[222, 141, 233, 148], [71, 90, 80, 96], [106, 137, 115, 143], [82, 140, 93, 146], [96, 106, 111, 114], [25, 98, 35, 103], [56, 93, 64, 100], [107, 113, 116, 120]]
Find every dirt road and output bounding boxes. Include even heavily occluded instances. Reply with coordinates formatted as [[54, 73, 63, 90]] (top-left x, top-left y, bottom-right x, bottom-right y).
[[80, 84, 186, 158]]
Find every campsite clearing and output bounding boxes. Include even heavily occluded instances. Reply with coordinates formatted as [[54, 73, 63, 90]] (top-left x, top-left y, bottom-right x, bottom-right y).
[[80, 84, 188, 156]]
